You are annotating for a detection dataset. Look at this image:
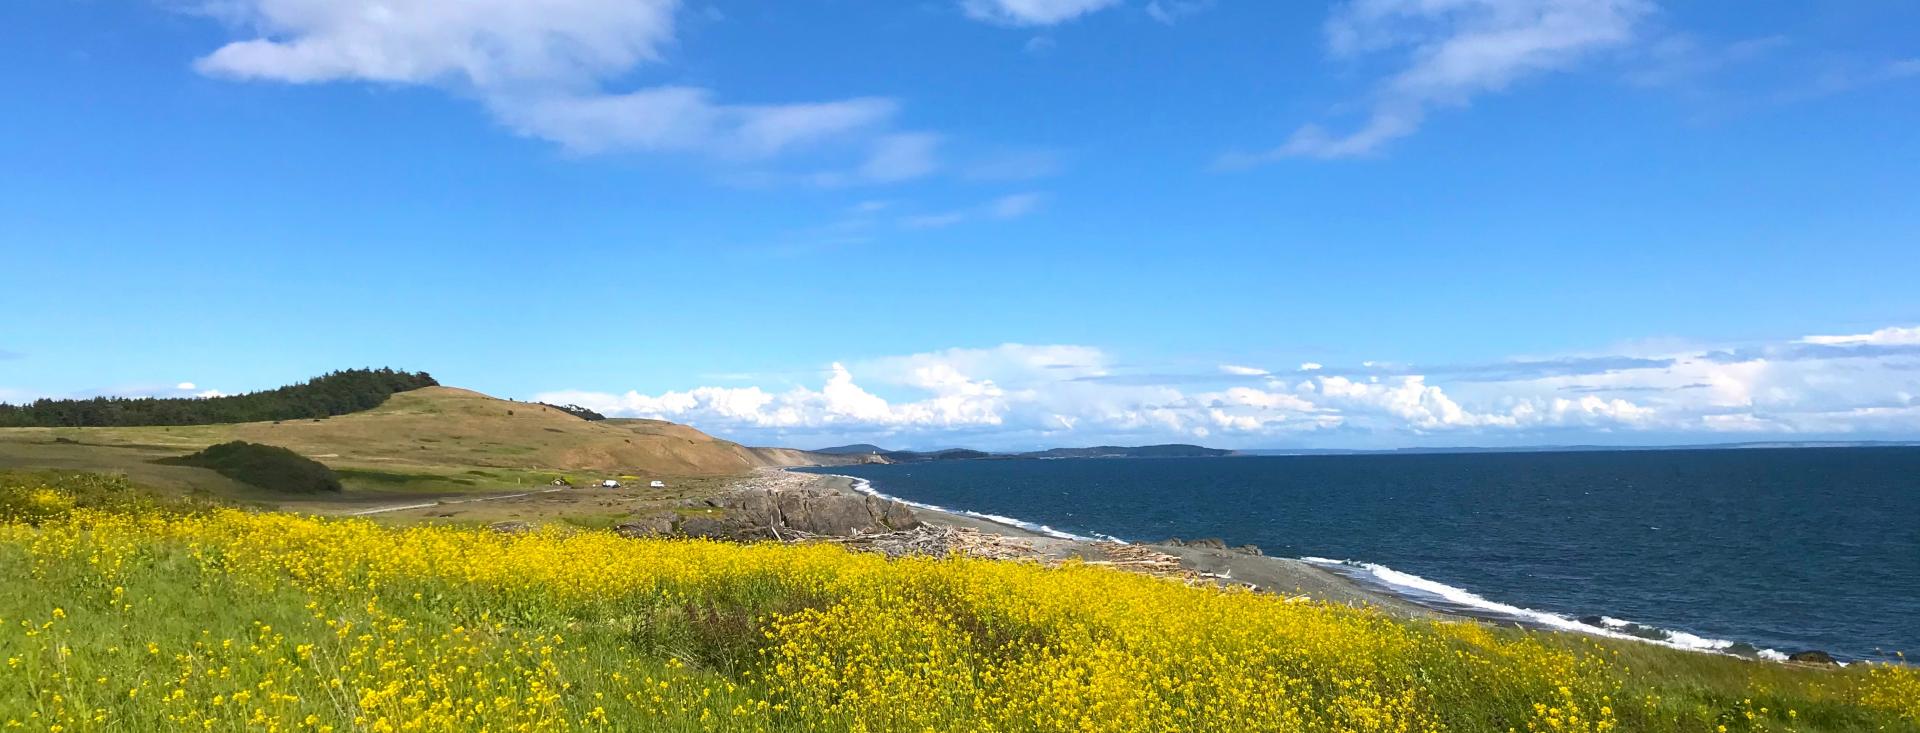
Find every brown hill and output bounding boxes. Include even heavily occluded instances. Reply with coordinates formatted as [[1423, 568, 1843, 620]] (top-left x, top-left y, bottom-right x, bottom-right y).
[[0, 387, 854, 485]]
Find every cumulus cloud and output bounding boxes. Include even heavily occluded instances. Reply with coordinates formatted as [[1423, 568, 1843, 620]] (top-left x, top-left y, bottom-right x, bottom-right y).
[[1226, 0, 1651, 164], [962, 0, 1124, 26], [188, 0, 933, 175], [538, 325, 1920, 449]]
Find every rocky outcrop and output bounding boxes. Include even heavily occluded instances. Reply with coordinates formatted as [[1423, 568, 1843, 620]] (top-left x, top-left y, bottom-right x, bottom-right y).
[[1163, 538, 1228, 550], [1787, 650, 1839, 665], [613, 513, 676, 538]]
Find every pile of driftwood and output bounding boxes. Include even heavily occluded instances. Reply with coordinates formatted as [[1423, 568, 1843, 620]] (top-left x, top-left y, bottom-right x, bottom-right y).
[[780, 525, 1271, 592], [1082, 542, 1187, 576], [802, 524, 1038, 561]]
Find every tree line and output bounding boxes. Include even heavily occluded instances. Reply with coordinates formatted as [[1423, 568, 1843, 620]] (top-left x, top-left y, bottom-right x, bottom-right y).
[[0, 368, 439, 427]]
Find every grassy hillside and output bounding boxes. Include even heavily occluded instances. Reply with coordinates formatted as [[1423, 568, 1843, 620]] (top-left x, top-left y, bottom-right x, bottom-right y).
[[0, 387, 847, 504], [2, 474, 1914, 732]]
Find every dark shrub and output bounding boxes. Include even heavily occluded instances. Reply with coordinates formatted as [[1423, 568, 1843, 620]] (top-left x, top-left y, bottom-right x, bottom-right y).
[[160, 441, 342, 493]]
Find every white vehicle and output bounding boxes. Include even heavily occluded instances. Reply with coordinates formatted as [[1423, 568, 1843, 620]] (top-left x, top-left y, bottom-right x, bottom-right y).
[[599, 480, 621, 489], [649, 480, 666, 489]]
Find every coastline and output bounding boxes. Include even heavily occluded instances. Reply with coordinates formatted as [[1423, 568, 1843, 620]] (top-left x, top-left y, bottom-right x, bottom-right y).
[[793, 469, 1443, 618], [781, 467, 1856, 665]]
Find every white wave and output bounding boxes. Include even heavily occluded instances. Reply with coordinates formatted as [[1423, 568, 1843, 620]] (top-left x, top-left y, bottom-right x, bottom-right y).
[[1299, 557, 1791, 661], [830, 473, 1099, 542]]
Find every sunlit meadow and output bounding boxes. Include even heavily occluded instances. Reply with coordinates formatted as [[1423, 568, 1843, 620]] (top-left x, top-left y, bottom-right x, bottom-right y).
[[2, 472, 1915, 732]]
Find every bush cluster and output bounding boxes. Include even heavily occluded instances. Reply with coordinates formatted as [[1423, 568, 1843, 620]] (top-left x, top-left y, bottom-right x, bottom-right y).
[[159, 441, 342, 493]]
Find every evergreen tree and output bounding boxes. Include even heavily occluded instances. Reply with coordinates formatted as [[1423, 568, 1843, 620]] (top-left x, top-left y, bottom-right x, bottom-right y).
[[0, 368, 439, 427]]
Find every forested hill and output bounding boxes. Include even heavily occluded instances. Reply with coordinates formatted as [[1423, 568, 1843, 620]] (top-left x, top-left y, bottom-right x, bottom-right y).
[[0, 368, 438, 427]]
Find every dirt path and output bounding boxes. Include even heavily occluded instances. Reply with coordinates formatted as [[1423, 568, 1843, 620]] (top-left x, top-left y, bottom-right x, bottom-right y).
[[343, 488, 568, 516]]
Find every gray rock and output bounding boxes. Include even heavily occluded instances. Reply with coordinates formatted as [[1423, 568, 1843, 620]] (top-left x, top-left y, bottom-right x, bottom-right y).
[[487, 521, 533, 534], [870, 496, 920, 530], [792, 494, 878, 535], [1788, 650, 1839, 665], [614, 513, 676, 538], [1188, 538, 1228, 550], [1234, 544, 1264, 556], [688, 487, 922, 537], [677, 515, 747, 540]]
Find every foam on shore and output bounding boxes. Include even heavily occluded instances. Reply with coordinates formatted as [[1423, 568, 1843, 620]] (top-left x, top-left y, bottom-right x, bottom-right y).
[[828, 473, 1100, 542], [1300, 557, 1794, 661]]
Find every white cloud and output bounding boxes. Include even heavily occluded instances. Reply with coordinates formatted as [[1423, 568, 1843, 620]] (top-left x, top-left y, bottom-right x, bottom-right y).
[[543, 325, 1920, 449], [1228, 0, 1651, 163], [963, 0, 1123, 26], [189, 0, 933, 176], [1800, 325, 1920, 346], [1298, 362, 1324, 372], [192, 0, 680, 86], [176, 382, 197, 390]]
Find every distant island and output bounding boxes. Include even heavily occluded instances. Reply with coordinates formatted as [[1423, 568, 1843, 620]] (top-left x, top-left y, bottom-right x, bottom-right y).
[[815, 440, 1920, 464], [812, 443, 1234, 463]]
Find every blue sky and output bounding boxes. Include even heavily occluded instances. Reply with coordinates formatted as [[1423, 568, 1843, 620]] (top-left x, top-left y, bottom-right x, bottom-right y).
[[3, 0, 1918, 450]]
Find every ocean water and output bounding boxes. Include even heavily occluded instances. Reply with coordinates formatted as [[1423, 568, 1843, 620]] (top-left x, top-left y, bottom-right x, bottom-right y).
[[802, 447, 1920, 662]]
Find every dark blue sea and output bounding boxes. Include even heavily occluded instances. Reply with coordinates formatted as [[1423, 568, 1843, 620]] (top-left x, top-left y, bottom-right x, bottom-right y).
[[803, 447, 1920, 662]]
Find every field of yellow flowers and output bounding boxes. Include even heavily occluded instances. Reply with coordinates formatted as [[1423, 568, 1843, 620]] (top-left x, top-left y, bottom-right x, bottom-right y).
[[2, 471, 1915, 732]]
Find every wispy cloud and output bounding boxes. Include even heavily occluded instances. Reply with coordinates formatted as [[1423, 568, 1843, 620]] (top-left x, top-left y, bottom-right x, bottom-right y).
[[1224, 0, 1652, 165], [1146, 0, 1213, 25], [963, 149, 1066, 181], [0, 349, 23, 361], [901, 212, 970, 230], [188, 0, 936, 180], [1770, 58, 1920, 105], [893, 192, 1048, 230], [539, 324, 1920, 449], [1801, 325, 1920, 347], [988, 192, 1046, 219], [961, 0, 1123, 26]]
